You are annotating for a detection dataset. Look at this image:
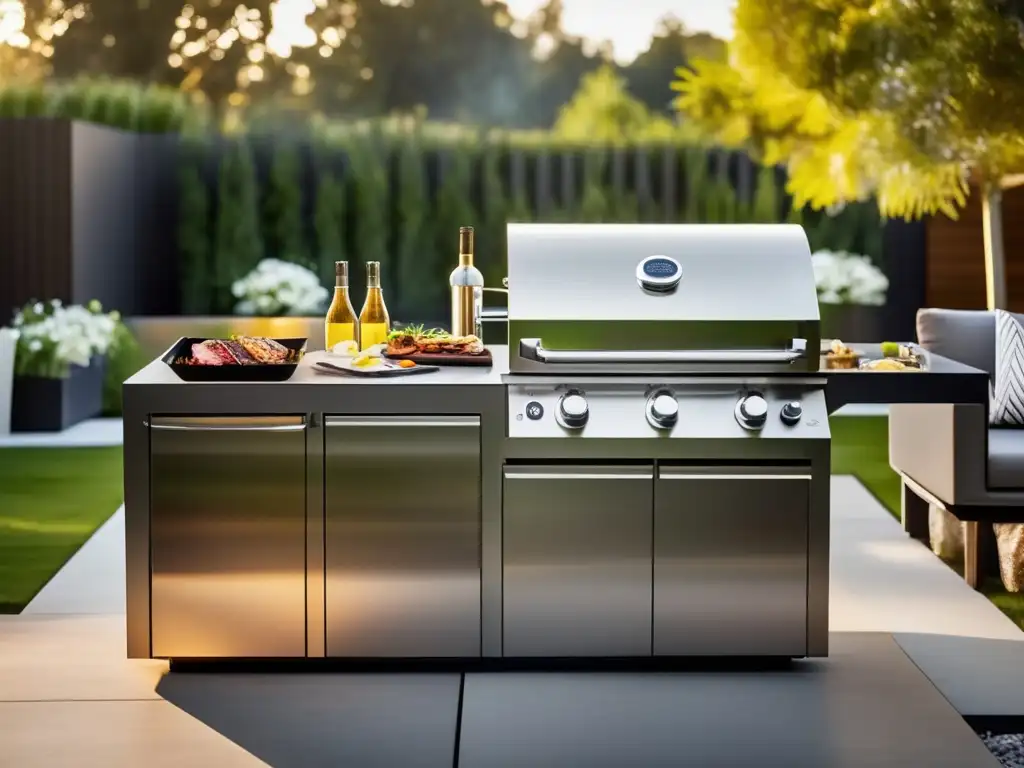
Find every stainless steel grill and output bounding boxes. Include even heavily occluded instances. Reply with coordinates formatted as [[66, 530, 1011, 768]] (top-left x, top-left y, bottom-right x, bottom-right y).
[[507, 223, 821, 375], [499, 223, 831, 659]]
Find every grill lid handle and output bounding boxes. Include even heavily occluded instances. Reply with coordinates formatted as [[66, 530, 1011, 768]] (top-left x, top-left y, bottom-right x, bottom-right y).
[[518, 338, 807, 365]]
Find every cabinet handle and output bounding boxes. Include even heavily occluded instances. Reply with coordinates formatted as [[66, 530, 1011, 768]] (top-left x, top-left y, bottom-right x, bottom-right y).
[[147, 417, 306, 432], [504, 473, 654, 481], [325, 415, 479, 429], [658, 472, 812, 481]]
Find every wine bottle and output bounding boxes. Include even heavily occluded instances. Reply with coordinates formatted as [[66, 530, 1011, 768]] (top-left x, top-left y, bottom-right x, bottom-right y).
[[449, 226, 484, 339], [359, 261, 390, 349], [325, 261, 359, 351]]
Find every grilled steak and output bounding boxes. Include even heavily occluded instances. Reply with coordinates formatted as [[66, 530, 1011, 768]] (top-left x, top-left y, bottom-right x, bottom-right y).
[[222, 340, 258, 365], [238, 336, 290, 363], [191, 340, 237, 365]]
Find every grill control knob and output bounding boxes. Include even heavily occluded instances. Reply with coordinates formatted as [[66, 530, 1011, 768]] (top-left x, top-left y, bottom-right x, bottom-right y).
[[557, 391, 589, 429], [646, 391, 679, 430], [735, 394, 768, 430], [780, 401, 803, 426]]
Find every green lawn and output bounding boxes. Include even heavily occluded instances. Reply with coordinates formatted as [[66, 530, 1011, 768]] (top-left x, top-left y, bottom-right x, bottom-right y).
[[0, 447, 124, 613], [832, 416, 1024, 629]]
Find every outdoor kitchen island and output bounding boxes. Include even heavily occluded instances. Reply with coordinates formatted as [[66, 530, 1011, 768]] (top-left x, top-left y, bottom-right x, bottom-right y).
[[124, 225, 846, 665], [123, 343, 838, 663]]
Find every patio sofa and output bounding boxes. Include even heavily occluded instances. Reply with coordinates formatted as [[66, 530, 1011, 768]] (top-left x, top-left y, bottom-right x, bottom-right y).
[[890, 309, 1024, 590]]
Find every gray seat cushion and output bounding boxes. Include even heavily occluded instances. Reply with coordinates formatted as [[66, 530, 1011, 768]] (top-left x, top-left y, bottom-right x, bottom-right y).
[[989, 429, 1024, 488]]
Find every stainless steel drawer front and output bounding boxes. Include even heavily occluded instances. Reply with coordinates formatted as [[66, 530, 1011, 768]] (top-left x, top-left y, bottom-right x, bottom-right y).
[[149, 415, 308, 659], [324, 415, 482, 658], [653, 467, 810, 657], [502, 464, 654, 657]]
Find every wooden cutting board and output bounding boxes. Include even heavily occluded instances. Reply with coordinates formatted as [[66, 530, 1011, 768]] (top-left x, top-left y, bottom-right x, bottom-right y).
[[383, 349, 493, 367]]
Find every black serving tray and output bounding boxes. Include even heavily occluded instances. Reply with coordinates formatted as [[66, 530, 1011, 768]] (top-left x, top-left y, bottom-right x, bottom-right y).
[[161, 337, 307, 382]]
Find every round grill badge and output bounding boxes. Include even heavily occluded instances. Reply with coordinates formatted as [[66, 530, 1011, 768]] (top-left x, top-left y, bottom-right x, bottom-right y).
[[636, 255, 682, 293]]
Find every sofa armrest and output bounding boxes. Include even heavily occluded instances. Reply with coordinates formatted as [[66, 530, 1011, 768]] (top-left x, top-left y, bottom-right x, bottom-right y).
[[889, 403, 988, 505]]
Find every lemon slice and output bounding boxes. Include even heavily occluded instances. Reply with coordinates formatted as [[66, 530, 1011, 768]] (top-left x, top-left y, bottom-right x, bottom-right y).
[[351, 354, 383, 369], [331, 340, 359, 357]]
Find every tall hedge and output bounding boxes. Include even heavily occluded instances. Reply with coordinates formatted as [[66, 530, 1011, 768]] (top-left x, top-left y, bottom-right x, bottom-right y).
[[347, 131, 390, 298], [313, 166, 347, 287], [213, 136, 263, 313], [394, 128, 430, 312], [263, 139, 308, 266], [178, 136, 213, 314]]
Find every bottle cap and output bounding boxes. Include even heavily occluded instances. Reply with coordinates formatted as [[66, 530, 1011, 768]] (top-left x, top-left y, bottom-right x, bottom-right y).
[[459, 227, 474, 255]]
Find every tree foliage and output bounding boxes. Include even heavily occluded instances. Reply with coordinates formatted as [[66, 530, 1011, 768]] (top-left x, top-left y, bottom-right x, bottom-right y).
[[674, 0, 1024, 219], [555, 64, 680, 143]]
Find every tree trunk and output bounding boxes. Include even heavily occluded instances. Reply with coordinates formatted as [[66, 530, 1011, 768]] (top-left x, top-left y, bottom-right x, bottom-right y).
[[982, 184, 1007, 310]]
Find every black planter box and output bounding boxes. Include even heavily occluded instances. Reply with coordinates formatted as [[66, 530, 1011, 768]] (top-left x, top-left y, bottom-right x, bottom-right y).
[[11, 357, 106, 433]]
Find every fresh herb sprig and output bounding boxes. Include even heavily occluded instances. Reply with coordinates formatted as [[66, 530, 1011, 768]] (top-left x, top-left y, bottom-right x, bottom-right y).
[[387, 323, 447, 341]]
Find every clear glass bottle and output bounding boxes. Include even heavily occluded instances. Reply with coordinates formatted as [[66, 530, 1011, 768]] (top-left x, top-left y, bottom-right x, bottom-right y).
[[359, 261, 391, 349], [449, 226, 484, 339], [325, 261, 358, 351]]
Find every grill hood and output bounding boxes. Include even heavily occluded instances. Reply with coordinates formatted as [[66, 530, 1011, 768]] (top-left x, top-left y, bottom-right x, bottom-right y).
[[506, 223, 821, 375]]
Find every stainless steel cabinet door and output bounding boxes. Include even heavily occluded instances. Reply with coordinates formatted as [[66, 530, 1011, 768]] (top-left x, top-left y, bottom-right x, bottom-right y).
[[149, 416, 308, 659], [324, 415, 482, 658], [502, 465, 654, 657], [653, 467, 810, 657]]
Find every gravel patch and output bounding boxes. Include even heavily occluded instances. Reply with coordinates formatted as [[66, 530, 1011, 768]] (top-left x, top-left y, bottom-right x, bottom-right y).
[[982, 733, 1024, 767]]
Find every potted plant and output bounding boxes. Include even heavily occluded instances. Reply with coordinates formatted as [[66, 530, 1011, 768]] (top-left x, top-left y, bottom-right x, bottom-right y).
[[8, 299, 122, 432], [232, 258, 329, 316], [811, 250, 890, 342]]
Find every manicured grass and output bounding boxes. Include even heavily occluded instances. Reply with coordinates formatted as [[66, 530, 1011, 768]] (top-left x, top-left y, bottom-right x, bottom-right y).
[[831, 416, 901, 513], [832, 416, 1024, 630], [0, 447, 124, 613]]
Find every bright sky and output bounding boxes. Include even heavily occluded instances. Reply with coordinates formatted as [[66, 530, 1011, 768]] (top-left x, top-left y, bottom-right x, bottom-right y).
[[503, 0, 736, 63]]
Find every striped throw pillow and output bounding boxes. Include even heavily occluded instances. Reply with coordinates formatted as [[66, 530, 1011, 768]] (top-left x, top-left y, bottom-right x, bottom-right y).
[[992, 309, 1024, 426]]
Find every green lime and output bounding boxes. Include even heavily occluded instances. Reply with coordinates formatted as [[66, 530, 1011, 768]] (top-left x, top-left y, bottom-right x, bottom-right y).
[[880, 341, 899, 357]]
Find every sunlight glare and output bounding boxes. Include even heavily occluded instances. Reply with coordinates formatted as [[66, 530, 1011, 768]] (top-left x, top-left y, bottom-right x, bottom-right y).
[[266, 0, 317, 58]]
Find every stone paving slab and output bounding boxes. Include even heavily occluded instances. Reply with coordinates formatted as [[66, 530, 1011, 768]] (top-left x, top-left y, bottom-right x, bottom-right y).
[[0, 614, 165, 702], [24, 505, 126, 615], [830, 477, 1024, 717], [0, 700, 266, 767]]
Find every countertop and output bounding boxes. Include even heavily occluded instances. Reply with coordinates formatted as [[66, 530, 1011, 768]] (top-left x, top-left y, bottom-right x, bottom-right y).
[[125, 346, 510, 387], [820, 342, 989, 412], [125, 341, 989, 411]]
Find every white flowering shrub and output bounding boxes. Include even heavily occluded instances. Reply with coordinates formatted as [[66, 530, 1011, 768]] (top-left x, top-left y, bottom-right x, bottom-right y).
[[811, 250, 889, 306], [232, 259, 329, 316], [9, 299, 120, 378]]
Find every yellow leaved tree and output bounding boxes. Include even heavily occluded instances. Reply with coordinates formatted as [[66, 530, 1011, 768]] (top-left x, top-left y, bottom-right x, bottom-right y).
[[674, 0, 1024, 309]]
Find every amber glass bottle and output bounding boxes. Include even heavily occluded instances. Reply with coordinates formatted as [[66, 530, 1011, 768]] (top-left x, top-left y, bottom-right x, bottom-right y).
[[325, 261, 358, 350], [358, 261, 390, 349]]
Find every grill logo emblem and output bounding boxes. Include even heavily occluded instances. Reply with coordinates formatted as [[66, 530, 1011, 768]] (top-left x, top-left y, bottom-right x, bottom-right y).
[[637, 255, 682, 294]]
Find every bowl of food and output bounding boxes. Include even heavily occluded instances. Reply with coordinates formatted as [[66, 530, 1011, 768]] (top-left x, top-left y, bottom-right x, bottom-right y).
[[161, 336, 306, 381], [823, 339, 862, 370]]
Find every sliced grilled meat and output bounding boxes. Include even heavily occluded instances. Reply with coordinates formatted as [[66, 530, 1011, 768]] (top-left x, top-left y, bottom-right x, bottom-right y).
[[191, 340, 237, 365], [222, 340, 258, 365]]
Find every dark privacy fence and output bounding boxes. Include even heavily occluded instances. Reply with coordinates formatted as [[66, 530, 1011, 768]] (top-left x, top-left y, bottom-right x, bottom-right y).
[[0, 119, 925, 338]]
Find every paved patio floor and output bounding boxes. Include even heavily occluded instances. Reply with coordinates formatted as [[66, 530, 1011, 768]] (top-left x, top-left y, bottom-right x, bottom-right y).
[[1, 476, 1021, 766]]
